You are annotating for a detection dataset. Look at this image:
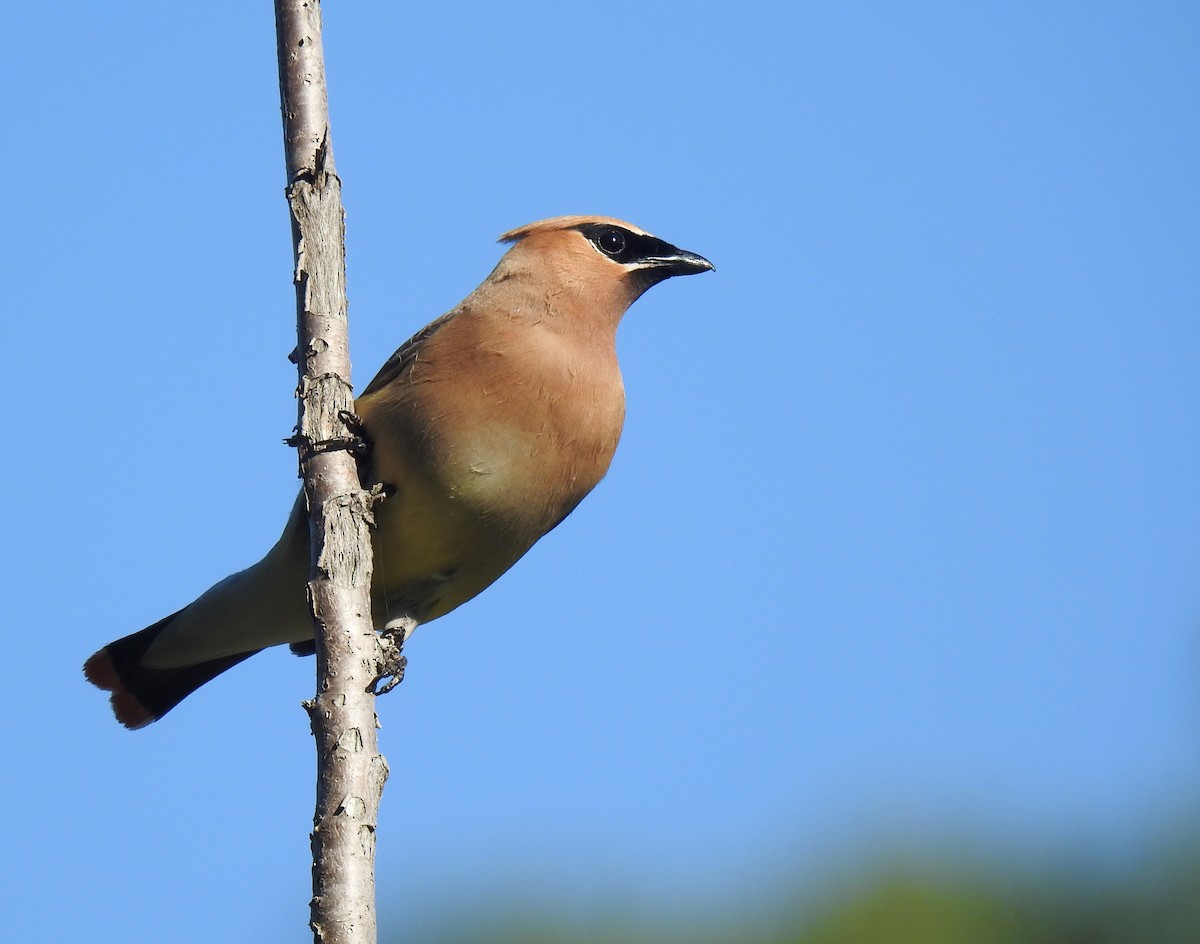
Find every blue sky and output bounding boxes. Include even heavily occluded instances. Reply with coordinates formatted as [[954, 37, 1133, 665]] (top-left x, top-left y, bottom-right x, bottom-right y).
[[7, 2, 1199, 941]]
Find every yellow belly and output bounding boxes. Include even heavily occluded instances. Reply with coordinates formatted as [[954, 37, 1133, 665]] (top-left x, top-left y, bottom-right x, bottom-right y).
[[368, 467, 527, 623]]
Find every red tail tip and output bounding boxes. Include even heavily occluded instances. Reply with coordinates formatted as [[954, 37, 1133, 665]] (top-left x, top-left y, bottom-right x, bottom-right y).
[[83, 649, 120, 691], [111, 693, 155, 730], [84, 649, 155, 729]]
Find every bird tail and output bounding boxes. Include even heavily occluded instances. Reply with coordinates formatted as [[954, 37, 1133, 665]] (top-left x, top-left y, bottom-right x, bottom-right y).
[[83, 611, 260, 729]]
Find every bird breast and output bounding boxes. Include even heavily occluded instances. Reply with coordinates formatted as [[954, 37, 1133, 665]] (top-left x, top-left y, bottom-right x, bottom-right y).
[[434, 332, 626, 534], [363, 313, 627, 541]]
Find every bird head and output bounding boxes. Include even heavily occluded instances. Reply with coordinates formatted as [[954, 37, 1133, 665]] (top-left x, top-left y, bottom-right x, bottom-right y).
[[494, 215, 714, 315]]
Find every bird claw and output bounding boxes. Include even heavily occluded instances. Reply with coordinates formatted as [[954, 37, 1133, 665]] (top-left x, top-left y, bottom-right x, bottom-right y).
[[370, 616, 415, 695], [284, 410, 372, 460], [337, 410, 373, 459], [372, 654, 406, 696]]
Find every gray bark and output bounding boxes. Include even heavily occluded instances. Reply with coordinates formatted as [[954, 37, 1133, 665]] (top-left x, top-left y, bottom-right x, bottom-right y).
[[274, 3, 387, 942]]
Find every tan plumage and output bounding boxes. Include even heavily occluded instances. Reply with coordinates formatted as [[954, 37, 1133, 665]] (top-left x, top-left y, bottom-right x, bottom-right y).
[[83, 215, 713, 727]]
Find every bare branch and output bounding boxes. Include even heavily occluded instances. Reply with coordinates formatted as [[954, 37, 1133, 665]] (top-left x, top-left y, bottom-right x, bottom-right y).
[[274, 3, 387, 942]]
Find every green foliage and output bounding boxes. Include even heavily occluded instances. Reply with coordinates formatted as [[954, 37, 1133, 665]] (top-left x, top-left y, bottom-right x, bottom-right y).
[[407, 836, 1200, 944]]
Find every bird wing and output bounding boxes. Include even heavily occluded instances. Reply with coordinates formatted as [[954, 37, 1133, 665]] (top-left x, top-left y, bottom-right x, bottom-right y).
[[358, 309, 458, 398]]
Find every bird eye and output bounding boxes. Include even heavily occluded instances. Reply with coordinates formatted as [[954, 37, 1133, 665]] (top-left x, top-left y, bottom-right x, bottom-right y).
[[597, 230, 626, 256]]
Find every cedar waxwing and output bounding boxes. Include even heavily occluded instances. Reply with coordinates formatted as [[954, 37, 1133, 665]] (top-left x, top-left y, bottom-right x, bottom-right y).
[[84, 216, 713, 728]]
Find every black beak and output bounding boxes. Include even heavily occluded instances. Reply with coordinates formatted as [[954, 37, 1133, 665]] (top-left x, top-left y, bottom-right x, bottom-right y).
[[644, 244, 715, 278]]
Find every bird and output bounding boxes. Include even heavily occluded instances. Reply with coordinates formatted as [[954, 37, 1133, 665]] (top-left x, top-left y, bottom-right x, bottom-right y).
[[83, 215, 713, 728]]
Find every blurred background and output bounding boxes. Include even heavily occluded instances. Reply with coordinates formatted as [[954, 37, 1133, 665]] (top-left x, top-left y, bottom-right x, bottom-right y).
[[7, 2, 1199, 942]]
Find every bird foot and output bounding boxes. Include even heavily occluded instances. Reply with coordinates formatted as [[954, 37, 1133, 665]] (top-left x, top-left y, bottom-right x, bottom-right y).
[[285, 410, 372, 461], [371, 616, 415, 695]]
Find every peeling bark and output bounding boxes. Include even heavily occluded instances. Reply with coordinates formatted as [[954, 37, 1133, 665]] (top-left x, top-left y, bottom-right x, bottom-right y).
[[274, 2, 387, 942]]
